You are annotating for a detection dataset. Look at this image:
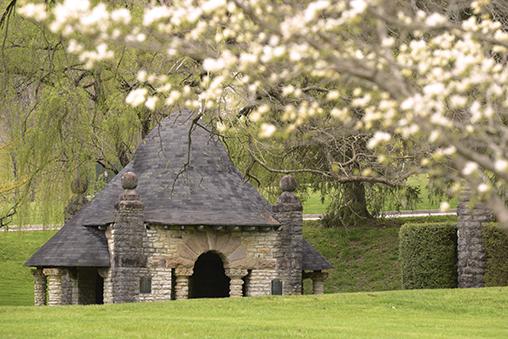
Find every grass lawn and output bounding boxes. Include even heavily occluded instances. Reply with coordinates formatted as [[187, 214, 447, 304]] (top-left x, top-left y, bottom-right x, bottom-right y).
[[303, 220, 401, 293], [0, 231, 56, 306], [1, 287, 507, 338]]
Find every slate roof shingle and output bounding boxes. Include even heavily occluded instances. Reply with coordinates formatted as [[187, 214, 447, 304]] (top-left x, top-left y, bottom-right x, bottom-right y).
[[25, 209, 110, 267], [302, 240, 333, 271]]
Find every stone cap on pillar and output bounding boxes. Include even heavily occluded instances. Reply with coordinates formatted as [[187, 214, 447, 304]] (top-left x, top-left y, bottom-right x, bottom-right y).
[[117, 172, 144, 210], [273, 175, 302, 212]]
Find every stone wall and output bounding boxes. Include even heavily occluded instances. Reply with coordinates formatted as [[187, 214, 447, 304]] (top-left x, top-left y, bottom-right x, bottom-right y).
[[100, 173, 306, 303], [457, 192, 493, 288], [245, 269, 278, 296], [137, 226, 280, 300], [32, 268, 46, 306]]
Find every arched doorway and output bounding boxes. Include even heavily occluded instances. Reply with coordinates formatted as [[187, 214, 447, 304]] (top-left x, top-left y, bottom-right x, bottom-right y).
[[189, 251, 230, 298]]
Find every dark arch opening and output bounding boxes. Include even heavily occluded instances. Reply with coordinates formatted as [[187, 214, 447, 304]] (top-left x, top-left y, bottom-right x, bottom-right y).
[[189, 251, 230, 298]]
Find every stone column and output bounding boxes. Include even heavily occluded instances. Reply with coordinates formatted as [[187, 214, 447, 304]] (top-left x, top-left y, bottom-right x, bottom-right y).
[[43, 268, 63, 306], [175, 267, 193, 300], [98, 268, 112, 304], [107, 172, 146, 303], [226, 268, 248, 297], [311, 271, 328, 295], [457, 190, 492, 288], [32, 268, 46, 306], [272, 175, 303, 295]]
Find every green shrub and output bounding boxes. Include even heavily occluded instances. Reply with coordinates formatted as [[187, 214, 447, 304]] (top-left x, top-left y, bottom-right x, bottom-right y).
[[483, 223, 508, 286], [399, 223, 457, 289]]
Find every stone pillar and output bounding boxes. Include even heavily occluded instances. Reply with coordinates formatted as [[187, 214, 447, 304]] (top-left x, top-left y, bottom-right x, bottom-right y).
[[226, 268, 248, 297], [107, 172, 146, 303], [272, 175, 303, 295], [43, 268, 63, 306], [311, 271, 328, 295], [457, 191, 492, 288], [32, 268, 46, 306], [175, 267, 193, 300], [99, 268, 112, 304]]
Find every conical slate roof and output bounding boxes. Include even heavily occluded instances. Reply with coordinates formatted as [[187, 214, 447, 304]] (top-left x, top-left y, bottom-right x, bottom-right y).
[[80, 111, 279, 227], [27, 111, 331, 270]]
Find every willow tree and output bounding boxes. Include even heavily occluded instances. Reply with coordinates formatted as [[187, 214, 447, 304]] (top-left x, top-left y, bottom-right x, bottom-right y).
[[0, 1, 173, 226]]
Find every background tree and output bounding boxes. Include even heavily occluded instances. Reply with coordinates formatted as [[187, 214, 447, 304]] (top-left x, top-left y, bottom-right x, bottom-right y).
[[0, 0, 176, 225], [15, 0, 508, 228]]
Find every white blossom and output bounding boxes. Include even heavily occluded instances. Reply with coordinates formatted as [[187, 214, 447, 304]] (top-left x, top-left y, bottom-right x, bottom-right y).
[[425, 13, 447, 27], [145, 96, 159, 111], [462, 162, 479, 176], [478, 183, 490, 193], [259, 123, 277, 138], [367, 131, 391, 149], [440, 201, 450, 212], [495, 159, 508, 172], [111, 8, 131, 25], [18, 3, 48, 21], [125, 88, 148, 107]]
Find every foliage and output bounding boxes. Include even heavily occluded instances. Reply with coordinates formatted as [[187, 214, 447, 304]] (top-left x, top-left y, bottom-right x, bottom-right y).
[[20, 0, 508, 227], [0, 2, 176, 225], [483, 223, 508, 286], [0, 230, 56, 306], [399, 222, 458, 289], [1, 288, 508, 338]]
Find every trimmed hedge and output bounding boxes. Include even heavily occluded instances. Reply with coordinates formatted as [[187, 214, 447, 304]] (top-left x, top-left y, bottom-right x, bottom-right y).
[[399, 223, 457, 289], [483, 223, 508, 286], [389, 215, 458, 225]]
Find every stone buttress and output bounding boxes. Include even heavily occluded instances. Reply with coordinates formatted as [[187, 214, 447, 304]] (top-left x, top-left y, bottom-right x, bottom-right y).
[[104, 172, 146, 303], [273, 175, 303, 294]]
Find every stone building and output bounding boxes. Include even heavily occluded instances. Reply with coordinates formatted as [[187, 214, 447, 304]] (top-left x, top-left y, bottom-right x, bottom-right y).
[[26, 112, 331, 306]]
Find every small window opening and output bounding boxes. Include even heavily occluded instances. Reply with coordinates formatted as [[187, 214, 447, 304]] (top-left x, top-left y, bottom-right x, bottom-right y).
[[271, 279, 283, 295], [140, 276, 152, 294]]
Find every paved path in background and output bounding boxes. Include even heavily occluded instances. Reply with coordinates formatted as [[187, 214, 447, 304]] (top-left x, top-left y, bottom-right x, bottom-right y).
[[303, 209, 457, 221], [0, 225, 61, 232], [1, 209, 457, 231]]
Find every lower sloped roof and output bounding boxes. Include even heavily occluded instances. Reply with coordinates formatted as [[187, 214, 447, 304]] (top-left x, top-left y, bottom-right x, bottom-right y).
[[302, 240, 333, 271], [25, 208, 110, 267]]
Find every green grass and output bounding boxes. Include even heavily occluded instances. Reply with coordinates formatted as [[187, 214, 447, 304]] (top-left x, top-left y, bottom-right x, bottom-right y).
[[304, 220, 401, 293], [0, 231, 56, 306], [0, 288, 507, 338], [302, 190, 331, 214]]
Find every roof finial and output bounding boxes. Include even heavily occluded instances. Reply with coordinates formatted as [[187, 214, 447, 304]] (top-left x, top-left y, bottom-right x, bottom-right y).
[[280, 175, 297, 192], [121, 172, 138, 190], [116, 171, 143, 210]]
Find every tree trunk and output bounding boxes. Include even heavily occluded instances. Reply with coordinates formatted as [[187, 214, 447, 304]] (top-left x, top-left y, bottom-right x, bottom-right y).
[[322, 182, 372, 227]]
